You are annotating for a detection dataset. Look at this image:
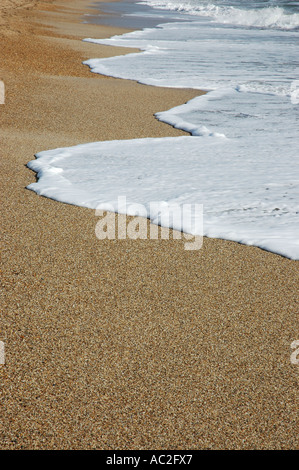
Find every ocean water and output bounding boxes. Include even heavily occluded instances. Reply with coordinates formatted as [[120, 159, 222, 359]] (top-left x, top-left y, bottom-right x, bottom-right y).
[[27, 0, 299, 259]]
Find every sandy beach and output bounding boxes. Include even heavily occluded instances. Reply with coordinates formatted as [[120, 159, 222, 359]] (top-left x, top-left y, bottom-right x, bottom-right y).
[[0, 0, 298, 450]]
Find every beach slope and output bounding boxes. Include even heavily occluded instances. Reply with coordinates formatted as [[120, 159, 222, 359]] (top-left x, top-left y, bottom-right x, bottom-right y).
[[0, 0, 298, 450]]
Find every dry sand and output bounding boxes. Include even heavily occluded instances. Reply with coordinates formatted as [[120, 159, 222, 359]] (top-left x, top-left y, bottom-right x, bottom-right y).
[[0, 0, 298, 450]]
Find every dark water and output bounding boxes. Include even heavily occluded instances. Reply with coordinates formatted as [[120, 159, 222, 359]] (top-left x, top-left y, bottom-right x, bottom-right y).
[[85, 0, 183, 29]]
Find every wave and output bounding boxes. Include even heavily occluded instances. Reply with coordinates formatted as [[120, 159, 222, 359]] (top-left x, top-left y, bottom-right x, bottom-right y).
[[139, 1, 299, 30]]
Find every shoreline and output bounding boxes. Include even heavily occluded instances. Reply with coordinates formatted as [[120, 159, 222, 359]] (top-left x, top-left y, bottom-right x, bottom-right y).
[[0, 0, 298, 450]]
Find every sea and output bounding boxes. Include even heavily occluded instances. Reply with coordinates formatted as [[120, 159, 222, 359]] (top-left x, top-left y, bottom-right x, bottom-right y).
[[27, 0, 299, 259]]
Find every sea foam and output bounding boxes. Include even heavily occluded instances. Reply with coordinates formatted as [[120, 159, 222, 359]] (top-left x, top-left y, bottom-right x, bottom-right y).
[[140, 0, 299, 30]]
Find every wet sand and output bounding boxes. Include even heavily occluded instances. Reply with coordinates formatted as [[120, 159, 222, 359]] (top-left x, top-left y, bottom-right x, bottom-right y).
[[0, 0, 298, 450]]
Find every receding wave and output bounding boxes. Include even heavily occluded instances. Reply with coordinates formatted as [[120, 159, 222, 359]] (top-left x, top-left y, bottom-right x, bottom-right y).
[[140, 1, 299, 30]]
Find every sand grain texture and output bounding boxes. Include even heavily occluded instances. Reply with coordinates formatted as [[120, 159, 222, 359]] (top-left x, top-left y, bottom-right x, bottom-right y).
[[0, 0, 298, 450]]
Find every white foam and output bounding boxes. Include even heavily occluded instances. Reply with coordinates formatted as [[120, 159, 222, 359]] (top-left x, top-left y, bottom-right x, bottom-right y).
[[139, 0, 299, 30], [27, 135, 299, 259], [83, 20, 298, 96]]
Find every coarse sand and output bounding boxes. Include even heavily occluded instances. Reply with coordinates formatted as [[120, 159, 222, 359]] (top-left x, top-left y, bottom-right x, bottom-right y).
[[0, 0, 298, 450]]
